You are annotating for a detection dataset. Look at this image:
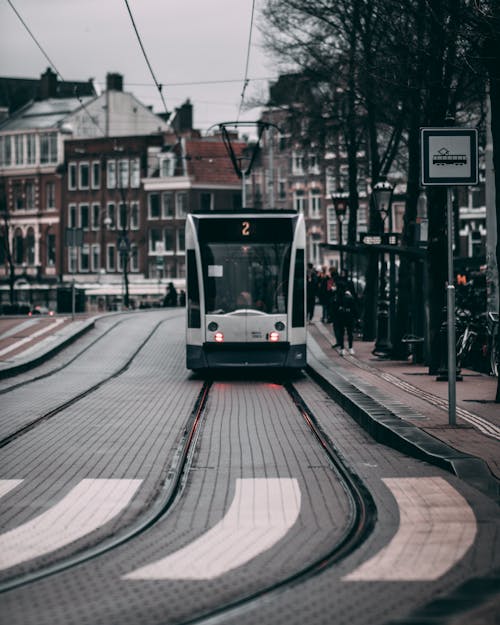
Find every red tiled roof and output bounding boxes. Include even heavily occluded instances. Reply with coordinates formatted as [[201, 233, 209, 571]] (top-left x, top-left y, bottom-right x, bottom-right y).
[[184, 138, 246, 185]]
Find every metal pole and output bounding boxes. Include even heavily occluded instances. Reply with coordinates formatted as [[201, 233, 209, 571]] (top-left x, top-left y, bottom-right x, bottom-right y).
[[71, 227, 76, 321], [446, 186, 456, 425]]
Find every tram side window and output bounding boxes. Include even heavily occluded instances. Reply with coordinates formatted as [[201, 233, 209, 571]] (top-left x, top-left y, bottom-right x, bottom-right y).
[[187, 250, 201, 328], [292, 249, 305, 327]]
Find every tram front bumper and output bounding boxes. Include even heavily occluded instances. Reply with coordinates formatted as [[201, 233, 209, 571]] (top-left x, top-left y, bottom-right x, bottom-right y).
[[186, 343, 306, 370]]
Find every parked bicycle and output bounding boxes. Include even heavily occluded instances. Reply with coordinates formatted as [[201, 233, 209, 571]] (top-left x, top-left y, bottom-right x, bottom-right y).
[[456, 308, 498, 376]]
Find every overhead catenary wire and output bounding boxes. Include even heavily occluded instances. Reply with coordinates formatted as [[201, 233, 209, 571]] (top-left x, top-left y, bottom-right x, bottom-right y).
[[6, 0, 106, 136], [237, 0, 256, 122], [123, 0, 170, 121]]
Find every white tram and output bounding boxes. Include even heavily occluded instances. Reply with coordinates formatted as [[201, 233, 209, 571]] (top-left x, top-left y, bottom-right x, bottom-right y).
[[185, 210, 307, 371]]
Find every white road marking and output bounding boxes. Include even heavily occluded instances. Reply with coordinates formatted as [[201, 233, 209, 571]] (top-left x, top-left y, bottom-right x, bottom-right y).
[[0, 317, 66, 357], [0, 478, 141, 571], [0, 480, 23, 499], [124, 477, 301, 580], [343, 477, 477, 581]]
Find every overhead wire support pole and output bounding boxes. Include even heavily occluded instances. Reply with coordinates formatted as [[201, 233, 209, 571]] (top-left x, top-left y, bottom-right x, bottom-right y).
[[446, 186, 457, 425]]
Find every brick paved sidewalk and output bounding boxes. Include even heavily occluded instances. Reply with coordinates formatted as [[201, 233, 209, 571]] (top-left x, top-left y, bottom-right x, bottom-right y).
[[309, 320, 500, 484]]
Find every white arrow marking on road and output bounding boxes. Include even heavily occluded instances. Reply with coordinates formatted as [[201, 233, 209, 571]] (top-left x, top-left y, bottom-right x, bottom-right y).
[[124, 477, 301, 580], [0, 480, 23, 499], [0, 479, 141, 571], [0, 317, 66, 357], [343, 477, 477, 581]]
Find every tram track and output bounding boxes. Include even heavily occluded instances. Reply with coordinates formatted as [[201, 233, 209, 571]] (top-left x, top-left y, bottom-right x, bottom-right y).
[[0, 371, 375, 625], [167, 373, 376, 625], [0, 318, 166, 449]]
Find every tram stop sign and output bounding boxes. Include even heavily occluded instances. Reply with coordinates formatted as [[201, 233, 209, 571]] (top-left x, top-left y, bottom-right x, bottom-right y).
[[421, 128, 478, 186]]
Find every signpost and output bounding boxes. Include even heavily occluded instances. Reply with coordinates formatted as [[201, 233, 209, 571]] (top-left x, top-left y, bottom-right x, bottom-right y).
[[421, 128, 478, 426]]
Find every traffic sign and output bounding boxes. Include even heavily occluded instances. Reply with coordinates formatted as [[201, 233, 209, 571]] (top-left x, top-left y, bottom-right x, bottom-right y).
[[360, 232, 400, 246], [421, 128, 478, 186]]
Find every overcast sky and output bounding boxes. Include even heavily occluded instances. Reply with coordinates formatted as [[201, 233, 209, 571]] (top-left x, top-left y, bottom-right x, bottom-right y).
[[1, 0, 279, 131]]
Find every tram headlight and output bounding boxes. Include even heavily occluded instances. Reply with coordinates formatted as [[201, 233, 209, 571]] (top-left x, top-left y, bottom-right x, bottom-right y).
[[269, 331, 280, 342], [214, 331, 224, 343], [274, 321, 285, 331], [208, 321, 218, 332]]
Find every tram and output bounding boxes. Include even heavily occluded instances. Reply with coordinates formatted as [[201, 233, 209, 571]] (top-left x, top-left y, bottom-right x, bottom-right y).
[[185, 210, 306, 371]]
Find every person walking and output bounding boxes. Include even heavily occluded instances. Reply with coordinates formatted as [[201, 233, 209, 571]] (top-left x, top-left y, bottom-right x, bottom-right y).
[[306, 263, 318, 323], [335, 288, 358, 356]]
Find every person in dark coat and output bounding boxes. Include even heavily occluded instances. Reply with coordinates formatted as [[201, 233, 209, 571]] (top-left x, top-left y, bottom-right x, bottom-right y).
[[306, 263, 318, 322], [163, 282, 178, 307], [335, 289, 358, 355]]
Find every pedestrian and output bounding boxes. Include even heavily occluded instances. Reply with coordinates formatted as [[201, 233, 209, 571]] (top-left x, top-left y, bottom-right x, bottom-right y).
[[335, 289, 358, 356], [306, 263, 318, 322], [163, 282, 178, 307], [317, 266, 331, 323]]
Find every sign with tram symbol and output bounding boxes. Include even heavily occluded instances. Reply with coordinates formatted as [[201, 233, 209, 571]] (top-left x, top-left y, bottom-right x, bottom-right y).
[[421, 128, 478, 186]]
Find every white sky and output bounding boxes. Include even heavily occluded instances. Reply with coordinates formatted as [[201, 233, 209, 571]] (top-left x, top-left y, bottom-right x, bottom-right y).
[[0, 0, 278, 131]]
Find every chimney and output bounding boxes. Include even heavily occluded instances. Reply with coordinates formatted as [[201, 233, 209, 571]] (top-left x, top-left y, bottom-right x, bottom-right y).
[[172, 99, 193, 133], [106, 73, 123, 91], [38, 67, 58, 99]]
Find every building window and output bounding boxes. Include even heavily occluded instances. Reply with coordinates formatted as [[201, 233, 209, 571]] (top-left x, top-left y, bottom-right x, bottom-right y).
[[68, 204, 77, 228], [79, 163, 90, 189], [292, 152, 305, 175], [309, 188, 321, 218], [27, 135, 36, 164], [161, 192, 174, 218], [14, 228, 24, 264], [118, 202, 128, 230], [130, 244, 139, 271], [26, 228, 35, 265], [46, 182, 56, 209], [25, 182, 35, 209], [91, 161, 101, 189], [40, 133, 57, 164], [149, 228, 162, 253], [294, 189, 305, 212], [118, 159, 129, 188], [107, 160, 116, 188], [130, 158, 140, 188], [91, 203, 100, 230], [80, 204, 89, 230], [68, 247, 77, 273], [177, 228, 185, 252], [200, 192, 213, 211], [148, 193, 160, 219], [164, 228, 175, 252], [130, 201, 139, 230], [13, 182, 23, 210], [47, 233, 56, 266], [15, 135, 24, 165], [0, 135, 12, 166], [176, 192, 188, 218], [91, 244, 100, 272], [80, 244, 90, 272], [160, 155, 175, 177], [68, 163, 77, 190], [107, 202, 116, 229], [107, 244, 116, 271]]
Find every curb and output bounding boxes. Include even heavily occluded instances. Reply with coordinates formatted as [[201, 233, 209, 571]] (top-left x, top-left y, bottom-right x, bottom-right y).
[[0, 318, 96, 380], [306, 359, 500, 505]]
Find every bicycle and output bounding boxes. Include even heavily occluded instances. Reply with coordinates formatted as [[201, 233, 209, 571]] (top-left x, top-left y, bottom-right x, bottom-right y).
[[456, 309, 498, 376]]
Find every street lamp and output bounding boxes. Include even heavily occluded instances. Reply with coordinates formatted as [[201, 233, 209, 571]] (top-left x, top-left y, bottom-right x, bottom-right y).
[[331, 188, 349, 272], [372, 178, 394, 357]]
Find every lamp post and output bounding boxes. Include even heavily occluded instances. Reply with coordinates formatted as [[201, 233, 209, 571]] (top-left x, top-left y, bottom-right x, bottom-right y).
[[372, 178, 394, 357], [331, 188, 349, 272]]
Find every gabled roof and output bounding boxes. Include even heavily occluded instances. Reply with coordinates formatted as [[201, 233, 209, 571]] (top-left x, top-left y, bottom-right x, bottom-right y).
[[0, 97, 94, 131], [184, 137, 247, 185]]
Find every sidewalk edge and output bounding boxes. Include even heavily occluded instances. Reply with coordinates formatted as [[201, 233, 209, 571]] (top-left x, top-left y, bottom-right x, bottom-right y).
[[0, 319, 96, 380], [306, 363, 500, 505]]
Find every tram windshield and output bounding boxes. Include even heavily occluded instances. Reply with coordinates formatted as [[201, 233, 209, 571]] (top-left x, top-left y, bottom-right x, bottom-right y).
[[201, 243, 291, 314]]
